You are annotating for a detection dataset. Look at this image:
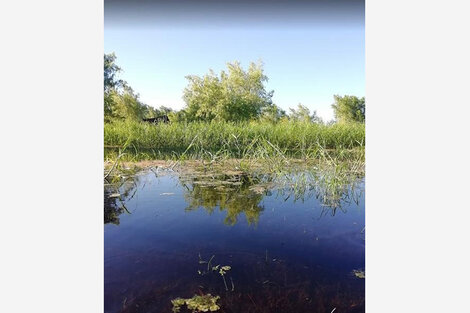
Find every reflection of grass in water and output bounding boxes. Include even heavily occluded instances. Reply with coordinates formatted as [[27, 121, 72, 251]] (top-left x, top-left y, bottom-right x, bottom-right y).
[[104, 178, 137, 225], [275, 164, 363, 214], [258, 142, 364, 213], [178, 143, 363, 221], [104, 141, 364, 224], [104, 157, 144, 224]]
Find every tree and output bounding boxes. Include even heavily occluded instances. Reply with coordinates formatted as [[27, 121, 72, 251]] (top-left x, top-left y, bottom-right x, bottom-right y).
[[331, 95, 365, 123], [288, 104, 323, 123], [156, 106, 173, 115], [104, 53, 122, 119], [143, 105, 174, 119], [168, 110, 188, 123], [259, 104, 286, 123], [104, 53, 123, 91], [183, 61, 274, 122], [104, 53, 155, 122], [109, 86, 149, 121]]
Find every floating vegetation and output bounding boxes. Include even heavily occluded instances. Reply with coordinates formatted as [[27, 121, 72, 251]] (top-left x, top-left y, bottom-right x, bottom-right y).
[[352, 269, 365, 279], [171, 294, 220, 313]]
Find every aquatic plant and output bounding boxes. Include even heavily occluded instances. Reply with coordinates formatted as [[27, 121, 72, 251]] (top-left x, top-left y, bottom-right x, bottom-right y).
[[171, 294, 220, 313], [198, 254, 216, 273], [216, 265, 231, 291], [197, 254, 233, 291], [352, 269, 365, 279]]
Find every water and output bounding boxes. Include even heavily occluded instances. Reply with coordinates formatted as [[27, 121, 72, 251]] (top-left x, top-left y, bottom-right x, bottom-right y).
[[104, 169, 365, 313]]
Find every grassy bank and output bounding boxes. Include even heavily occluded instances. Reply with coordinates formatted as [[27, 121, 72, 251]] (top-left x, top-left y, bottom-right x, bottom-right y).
[[104, 120, 365, 161]]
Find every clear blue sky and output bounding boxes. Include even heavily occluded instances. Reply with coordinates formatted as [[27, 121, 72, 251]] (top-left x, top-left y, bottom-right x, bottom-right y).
[[105, 5, 364, 122]]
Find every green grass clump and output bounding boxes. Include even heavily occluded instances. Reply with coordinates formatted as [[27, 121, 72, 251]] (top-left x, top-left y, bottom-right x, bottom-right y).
[[104, 120, 365, 161]]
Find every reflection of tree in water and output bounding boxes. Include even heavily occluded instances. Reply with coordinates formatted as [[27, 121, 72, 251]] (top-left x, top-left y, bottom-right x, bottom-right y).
[[104, 177, 138, 225], [104, 187, 125, 225], [103, 166, 364, 225], [179, 169, 364, 224], [181, 174, 266, 226]]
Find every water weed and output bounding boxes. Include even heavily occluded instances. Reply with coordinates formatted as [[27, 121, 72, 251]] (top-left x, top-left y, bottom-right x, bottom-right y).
[[171, 294, 220, 313]]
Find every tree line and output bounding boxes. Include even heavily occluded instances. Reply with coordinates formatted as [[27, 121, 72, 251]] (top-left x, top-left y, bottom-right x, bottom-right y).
[[104, 53, 365, 124]]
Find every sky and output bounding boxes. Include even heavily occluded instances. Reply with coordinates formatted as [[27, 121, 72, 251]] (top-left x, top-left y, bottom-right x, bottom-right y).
[[104, 0, 364, 122]]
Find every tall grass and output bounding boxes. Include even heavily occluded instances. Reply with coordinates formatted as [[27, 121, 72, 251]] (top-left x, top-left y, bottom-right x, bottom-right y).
[[104, 120, 365, 160]]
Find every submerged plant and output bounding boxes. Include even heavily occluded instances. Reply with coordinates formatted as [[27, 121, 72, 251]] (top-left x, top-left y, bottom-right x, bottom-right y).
[[217, 265, 231, 291], [197, 254, 233, 291], [171, 294, 220, 313], [198, 254, 216, 274]]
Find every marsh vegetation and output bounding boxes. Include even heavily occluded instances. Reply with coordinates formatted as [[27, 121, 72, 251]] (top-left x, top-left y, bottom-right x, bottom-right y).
[[104, 54, 365, 313], [104, 120, 364, 161], [104, 54, 364, 163]]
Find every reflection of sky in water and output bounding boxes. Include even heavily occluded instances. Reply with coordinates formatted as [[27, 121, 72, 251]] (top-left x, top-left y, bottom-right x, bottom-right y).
[[104, 171, 365, 313]]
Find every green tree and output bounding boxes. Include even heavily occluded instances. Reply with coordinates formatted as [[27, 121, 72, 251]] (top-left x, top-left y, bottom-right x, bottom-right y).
[[259, 104, 286, 123], [104, 53, 123, 91], [331, 95, 365, 123], [168, 110, 187, 123], [104, 53, 122, 120], [110, 86, 149, 121], [289, 104, 323, 123], [157, 106, 173, 115], [104, 53, 156, 122], [142, 105, 174, 119], [183, 61, 274, 122]]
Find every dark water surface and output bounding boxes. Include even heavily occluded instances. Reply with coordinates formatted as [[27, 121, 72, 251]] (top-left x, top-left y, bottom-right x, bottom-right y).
[[105, 169, 365, 313]]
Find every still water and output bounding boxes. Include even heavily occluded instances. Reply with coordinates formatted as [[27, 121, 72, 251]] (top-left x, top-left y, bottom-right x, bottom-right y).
[[105, 169, 365, 313]]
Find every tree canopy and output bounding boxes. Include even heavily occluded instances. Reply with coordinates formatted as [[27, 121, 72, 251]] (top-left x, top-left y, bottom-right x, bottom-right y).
[[331, 95, 365, 123], [288, 104, 323, 124], [104, 53, 123, 92], [104, 53, 165, 122], [259, 104, 287, 123], [182, 61, 274, 122], [104, 54, 364, 126]]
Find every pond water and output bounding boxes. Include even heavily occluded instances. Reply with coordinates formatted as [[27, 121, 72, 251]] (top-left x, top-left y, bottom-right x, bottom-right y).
[[104, 168, 365, 313]]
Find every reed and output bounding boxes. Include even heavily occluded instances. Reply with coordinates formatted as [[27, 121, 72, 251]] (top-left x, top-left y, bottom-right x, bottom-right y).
[[104, 120, 365, 161]]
